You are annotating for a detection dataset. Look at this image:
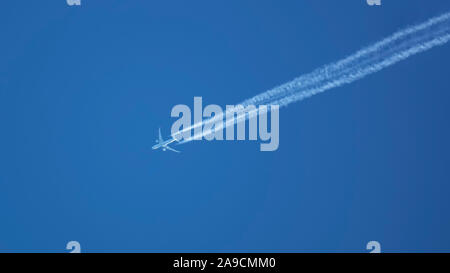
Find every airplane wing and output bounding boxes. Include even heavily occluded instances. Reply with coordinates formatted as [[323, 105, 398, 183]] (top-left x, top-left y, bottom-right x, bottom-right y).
[[158, 128, 163, 143], [165, 145, 180, 153]]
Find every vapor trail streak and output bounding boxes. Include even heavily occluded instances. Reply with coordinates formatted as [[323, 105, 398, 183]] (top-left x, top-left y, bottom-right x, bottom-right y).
[[176, 12, 450, 144]]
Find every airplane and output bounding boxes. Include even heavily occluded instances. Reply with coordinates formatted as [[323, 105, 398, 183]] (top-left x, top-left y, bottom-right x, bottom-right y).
[[152, 128, 180, 153]]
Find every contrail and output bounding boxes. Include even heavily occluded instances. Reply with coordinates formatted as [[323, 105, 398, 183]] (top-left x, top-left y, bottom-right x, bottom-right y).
[[175, 11, 450, 144]]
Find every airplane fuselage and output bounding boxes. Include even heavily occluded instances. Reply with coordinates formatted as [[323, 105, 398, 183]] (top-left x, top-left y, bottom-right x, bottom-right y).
[[152, 138, 176, 150]]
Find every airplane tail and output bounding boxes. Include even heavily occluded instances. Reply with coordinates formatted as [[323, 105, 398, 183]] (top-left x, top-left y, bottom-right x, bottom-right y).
[[158, 128, 164, 143]]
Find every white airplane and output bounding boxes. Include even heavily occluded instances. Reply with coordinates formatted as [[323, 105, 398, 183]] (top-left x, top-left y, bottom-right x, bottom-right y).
[[152, 128, 180, 153]]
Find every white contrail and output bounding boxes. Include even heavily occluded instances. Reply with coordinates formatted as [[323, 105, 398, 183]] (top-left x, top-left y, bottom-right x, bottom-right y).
[[175, 11, 450, 144], [271, 32, 450, 107], [241, 12, 450, 106]]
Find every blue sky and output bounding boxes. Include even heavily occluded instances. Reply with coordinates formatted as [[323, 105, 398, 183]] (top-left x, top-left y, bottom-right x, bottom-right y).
[[1, 1, 450, 252]]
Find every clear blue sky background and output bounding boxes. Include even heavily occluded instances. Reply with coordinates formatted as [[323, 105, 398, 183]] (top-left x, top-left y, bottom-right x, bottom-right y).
[[1, 1, 450, 252]]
